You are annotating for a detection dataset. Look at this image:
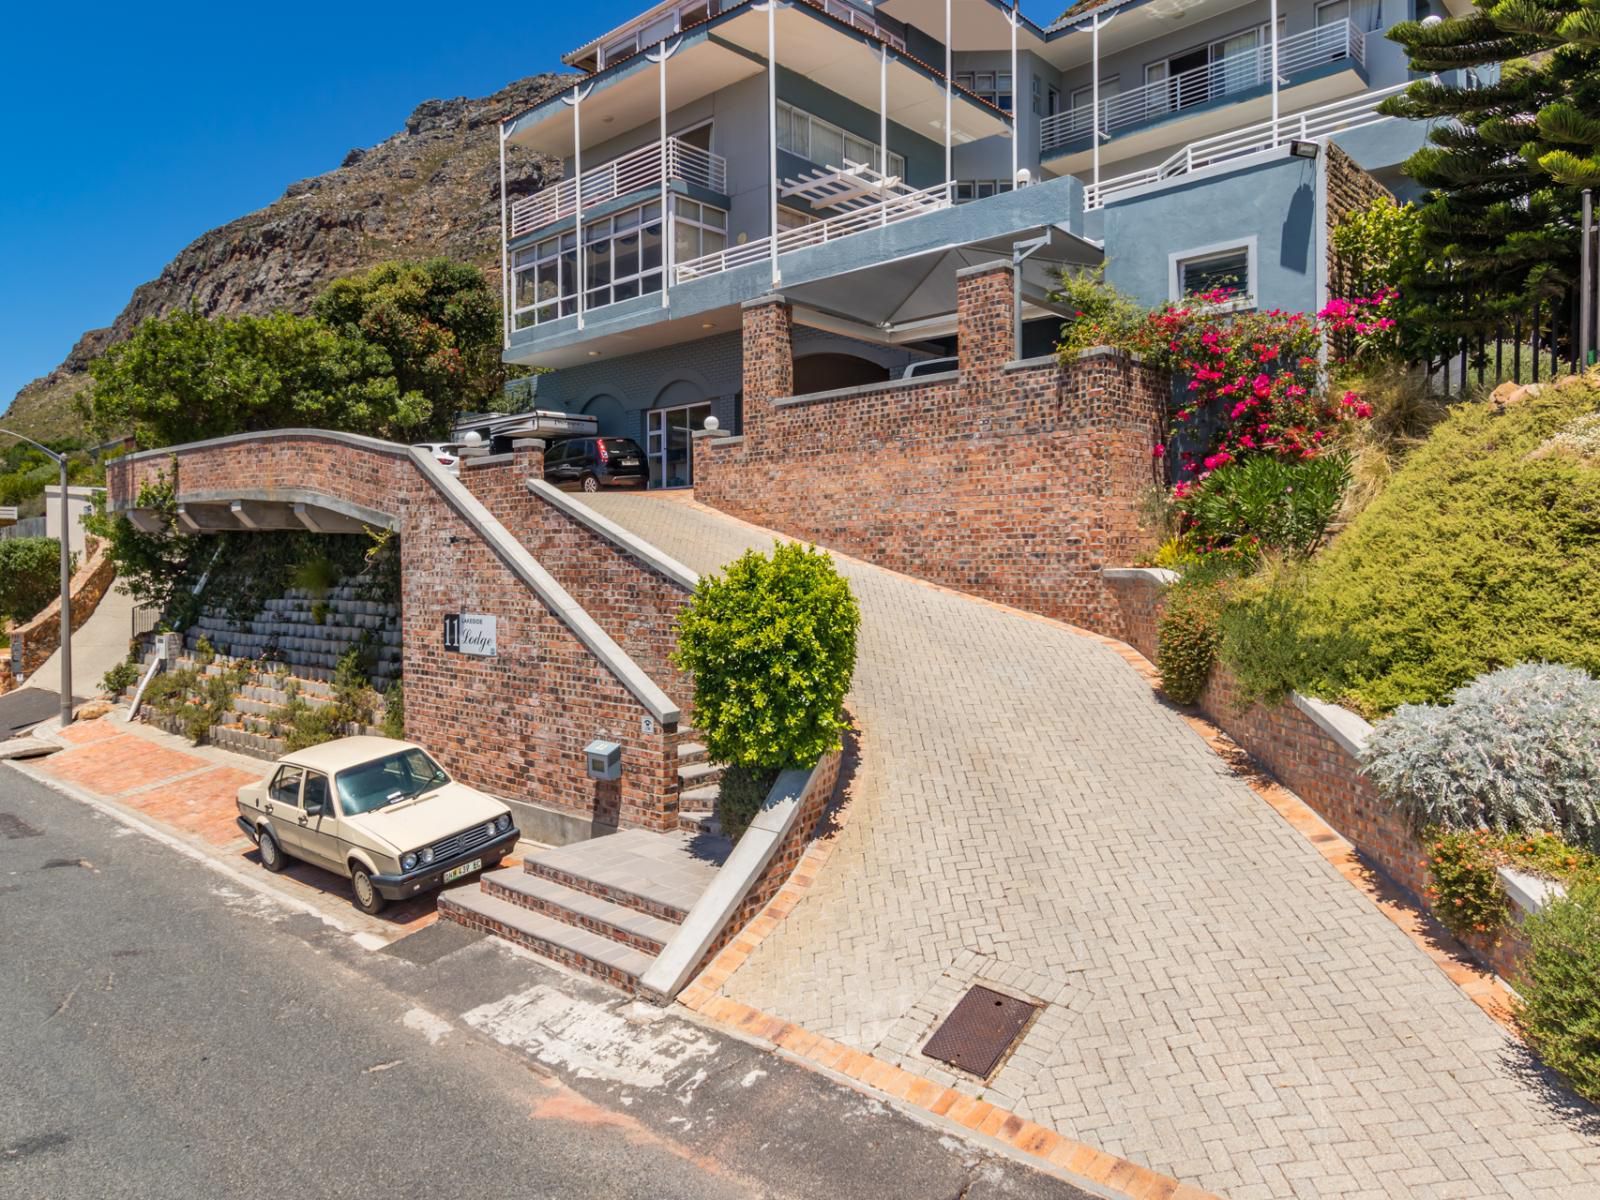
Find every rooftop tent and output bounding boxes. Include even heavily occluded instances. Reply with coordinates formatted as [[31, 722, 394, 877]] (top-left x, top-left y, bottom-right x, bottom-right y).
[[781, 221, 1102, 340]]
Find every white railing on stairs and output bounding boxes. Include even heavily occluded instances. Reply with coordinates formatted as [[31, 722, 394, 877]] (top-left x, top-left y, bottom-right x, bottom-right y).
[[1082, 81, 1412, 211], [510, 136, 728, 238]]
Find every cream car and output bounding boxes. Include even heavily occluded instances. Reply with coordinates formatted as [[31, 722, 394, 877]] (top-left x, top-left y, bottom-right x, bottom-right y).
[[235, 736, 518, 914]]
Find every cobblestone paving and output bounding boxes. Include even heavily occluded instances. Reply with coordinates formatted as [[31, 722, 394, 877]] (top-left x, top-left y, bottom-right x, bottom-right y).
[[582, 491, 1600, 1200]]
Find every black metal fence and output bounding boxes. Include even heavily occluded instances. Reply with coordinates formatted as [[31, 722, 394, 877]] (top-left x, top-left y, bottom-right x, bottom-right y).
[[1427, 286, 1595, 398]]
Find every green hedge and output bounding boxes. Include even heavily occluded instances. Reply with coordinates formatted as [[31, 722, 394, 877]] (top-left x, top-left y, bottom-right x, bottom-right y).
[[1221, 376, 1600, 716], [0, 537, 67, 627]]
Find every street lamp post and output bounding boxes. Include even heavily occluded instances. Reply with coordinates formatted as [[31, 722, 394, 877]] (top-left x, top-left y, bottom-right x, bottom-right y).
[[1, 428, 73, 728]]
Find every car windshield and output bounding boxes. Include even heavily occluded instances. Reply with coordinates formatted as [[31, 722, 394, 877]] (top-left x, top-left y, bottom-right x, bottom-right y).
[[335, 749, 450, 815]]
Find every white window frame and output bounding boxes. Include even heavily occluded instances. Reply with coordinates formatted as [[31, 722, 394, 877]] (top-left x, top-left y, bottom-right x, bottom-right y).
[[776, 101, 906, 179], [953, 179, 1015, 203], [673, 197, 729, 264], [1168, 236, 1258, 309], [513, 200, 666, 328], [954, 71, 1014, 113]]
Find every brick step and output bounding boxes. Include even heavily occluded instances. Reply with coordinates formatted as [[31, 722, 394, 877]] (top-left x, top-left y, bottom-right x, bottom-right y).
[[678, 783, 720, 814], [676, 741, 707, 766], [677, 760, 723, 790], [676, 810, 723, 837], [479, 868, 677, 955], [522, 858, 692, 924], [438, 888, 654, 993]]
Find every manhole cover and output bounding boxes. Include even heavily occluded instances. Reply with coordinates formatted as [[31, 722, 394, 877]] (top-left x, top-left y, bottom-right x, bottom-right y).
[[921, 985, 1037, 1078]]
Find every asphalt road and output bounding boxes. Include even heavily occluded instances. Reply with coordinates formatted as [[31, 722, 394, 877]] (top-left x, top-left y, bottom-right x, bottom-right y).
[[0, 765, 1095, 1200]]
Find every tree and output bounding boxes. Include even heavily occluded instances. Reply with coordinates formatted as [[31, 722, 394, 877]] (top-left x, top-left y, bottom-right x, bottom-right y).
[[87, 308, 408, 449], [311, 259, 507, 436], [1381, 2, 1600, 335], [0, 537, 68, 627]]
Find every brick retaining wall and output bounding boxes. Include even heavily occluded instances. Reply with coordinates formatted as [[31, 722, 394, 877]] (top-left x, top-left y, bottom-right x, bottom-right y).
[[6, 538, 117, 694], [695, 264, 1166, 635]]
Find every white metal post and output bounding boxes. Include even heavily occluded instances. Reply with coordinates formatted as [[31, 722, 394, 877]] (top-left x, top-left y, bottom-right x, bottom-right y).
[[648, 39, 681, 306], [768, 0, 780, 286], [564, 87, 592, 330], [1270, 0, 1281, 144], [881, 44, 889, 225], [944, 0, 952, 191], [1009, 2, 1019, 187], [499, 126, 511, 349], [1092, 16, 1102, 192]]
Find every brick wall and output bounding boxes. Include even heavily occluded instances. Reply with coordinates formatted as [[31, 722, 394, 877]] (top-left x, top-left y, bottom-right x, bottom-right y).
[[1105, 571, 1535, 984], [695, 264, 1167, 635], [458, 443, 694, 707], [6, 538, 117, 694], [108, 433, 685, 833], [1325, 143, 1393, 303]]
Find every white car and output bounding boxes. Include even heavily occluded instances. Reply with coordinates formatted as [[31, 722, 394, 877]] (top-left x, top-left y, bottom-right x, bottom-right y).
[[236, 737, 518, 914], [414, 442, 462, 475]]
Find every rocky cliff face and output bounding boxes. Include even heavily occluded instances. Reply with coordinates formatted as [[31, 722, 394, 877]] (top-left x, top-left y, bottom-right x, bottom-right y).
[[4, 73, 569, 440]]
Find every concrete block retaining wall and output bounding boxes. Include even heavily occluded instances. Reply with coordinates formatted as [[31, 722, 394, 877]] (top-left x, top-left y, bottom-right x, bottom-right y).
[[1106, 567, 1543, 985], [188, 585, 402, 683]]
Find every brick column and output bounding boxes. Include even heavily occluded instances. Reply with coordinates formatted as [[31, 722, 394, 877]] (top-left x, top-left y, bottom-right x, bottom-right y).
[[740, 294, 794, 447], [511, 438, 545, 481], [955, 261, 1016, 381]]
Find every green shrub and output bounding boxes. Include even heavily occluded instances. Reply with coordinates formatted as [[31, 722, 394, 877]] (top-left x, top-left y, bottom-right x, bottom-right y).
[[381, 680, 405, 740], [0, 537, 68, 627], [673, 542, 859, 771], [1218, 573, 1359, 709], [1156, 570, 1231, 705], [281, 702, 343, 752], [716, 765, 779, 842], [101, 658, 141, 696], [1270, 376, 1600, 713], [331, 644, 377, 728], [1052, 266, 1147, 358], [1424, 828, 1508, 940], [1180, 454, 1350, 559], [1517, 882, 1600, 1104], [1361, 663, 1600, 852]]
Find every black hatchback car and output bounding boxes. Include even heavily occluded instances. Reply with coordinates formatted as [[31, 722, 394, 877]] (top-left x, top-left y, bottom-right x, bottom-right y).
[[544, 436, 649, 492]]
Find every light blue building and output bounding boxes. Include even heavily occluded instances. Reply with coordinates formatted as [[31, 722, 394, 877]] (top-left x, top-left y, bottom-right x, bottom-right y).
[[495, 0, 1451, 487]]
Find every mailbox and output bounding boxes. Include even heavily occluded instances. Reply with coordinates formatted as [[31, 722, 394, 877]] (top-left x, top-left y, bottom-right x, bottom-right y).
[[584, 739, 622, 782]]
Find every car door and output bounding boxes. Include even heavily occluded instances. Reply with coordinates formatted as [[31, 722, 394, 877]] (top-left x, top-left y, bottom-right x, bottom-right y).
[[546, 441, 574, 485], [295, 770, 341, 870], [264, 765, 305, 856]]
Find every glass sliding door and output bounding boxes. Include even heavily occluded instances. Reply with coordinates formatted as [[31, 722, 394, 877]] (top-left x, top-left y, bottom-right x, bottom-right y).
[[647, 402, 713, 488]]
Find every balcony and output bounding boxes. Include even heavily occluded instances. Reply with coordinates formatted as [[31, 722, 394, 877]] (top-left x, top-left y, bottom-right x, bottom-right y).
[[674, 181, 952, 282], [1041, 20, 1367, 156], [808, 0, 906, 52], [509, 136, 727, 239]]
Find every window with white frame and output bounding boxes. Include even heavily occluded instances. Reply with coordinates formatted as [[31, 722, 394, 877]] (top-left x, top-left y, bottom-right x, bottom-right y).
[[1315, 0, 1383, 33], [777, 206, 820, 231], [1170, 240, 1256, 306], [953, 180, 1014, 203], [777, 101, 906, 178], [673, 198, 729, 267], [954, 71, 1013, 113], [513, 200, 665, 328]]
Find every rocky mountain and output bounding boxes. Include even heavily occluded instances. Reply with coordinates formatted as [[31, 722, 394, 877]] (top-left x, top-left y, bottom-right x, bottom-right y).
[[4, 73, 570, 441]]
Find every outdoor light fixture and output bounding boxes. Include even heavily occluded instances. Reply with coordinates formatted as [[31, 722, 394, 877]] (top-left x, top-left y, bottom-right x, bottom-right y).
[[584, 739, 622, 782], [1289, 140, 1320, 160]]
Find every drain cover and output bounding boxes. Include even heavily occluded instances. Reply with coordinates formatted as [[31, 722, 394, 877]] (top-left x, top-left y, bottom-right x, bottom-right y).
[[921, 985, 1037, 1078]]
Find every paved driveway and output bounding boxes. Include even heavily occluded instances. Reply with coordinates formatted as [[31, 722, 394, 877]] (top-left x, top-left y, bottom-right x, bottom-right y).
[[581, 491, 1600, 1200]]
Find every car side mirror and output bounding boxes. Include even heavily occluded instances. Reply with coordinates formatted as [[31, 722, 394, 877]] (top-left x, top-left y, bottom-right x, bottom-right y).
[[305, 799, 326, 816]]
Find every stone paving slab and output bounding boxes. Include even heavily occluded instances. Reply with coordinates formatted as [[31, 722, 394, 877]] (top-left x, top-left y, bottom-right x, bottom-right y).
[[580, 491, 1600, 1200]]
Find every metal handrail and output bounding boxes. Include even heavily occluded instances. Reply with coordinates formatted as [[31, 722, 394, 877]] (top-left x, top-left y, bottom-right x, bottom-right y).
[[674, 182, 952, 281], [1043, 20, 1366, 154], [1082, 81, 1412, 211], [510, 136, 728, 238]]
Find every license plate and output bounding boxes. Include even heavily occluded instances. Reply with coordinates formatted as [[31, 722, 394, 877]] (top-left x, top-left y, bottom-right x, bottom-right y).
[[443, 858, 482, 883], [620, 457, 640, 466]]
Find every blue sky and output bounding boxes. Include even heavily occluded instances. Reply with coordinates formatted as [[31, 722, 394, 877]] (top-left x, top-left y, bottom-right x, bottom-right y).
[[0, 0, 658, 418]]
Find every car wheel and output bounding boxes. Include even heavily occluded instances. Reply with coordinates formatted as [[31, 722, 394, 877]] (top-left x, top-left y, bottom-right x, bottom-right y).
[[258, 828, 287, 873], [350, 864, 387, 915], [581, 473, 600, 493]]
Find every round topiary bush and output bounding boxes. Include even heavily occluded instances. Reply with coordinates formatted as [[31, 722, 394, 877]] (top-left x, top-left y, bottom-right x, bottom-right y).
[[1517, 881, 1600, 1104], [1362, 662, 1600, 853], [673, 541, 859, 773]]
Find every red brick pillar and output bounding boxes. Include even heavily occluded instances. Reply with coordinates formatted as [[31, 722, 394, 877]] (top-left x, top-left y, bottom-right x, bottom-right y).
[[956, 261, 1016, 381], [740, 294, 794, 447], [511, 438, 545, 481]]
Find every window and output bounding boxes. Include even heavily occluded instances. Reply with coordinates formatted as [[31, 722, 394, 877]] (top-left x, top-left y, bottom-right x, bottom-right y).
[[953, 180, 1015, 203], [512, 200, 663, 328], [1144, 21, 1283, 116], [674, 198, 729, 266], [954, 71, 1013, 113], [776, 101, 906, 178], [336, 749, 450, 817], [1070, 79, 1122, 133], [777, 206, 820, 231], [1316, 0, 1383, 33], [303, 772, 330, 814], [269, 766, 304, 807], [1169, 239, 1257, 307]]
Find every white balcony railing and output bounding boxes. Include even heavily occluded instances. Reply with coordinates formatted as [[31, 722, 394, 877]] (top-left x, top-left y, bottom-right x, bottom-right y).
[[808, 0, 907, 52], [1042, 19, 1367, 154], [1082, 81, 1412, 211], [509, 136, 728, 238], [674, 182, 951, 282]]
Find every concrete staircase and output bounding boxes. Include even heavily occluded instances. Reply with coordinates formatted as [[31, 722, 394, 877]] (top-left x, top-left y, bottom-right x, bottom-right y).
[[675, 736, 725, 837], [438, 828, 731, 993]]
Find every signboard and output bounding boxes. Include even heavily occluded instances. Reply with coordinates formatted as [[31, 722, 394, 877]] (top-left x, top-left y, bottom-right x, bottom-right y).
[[443, 613, 497, 657]]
